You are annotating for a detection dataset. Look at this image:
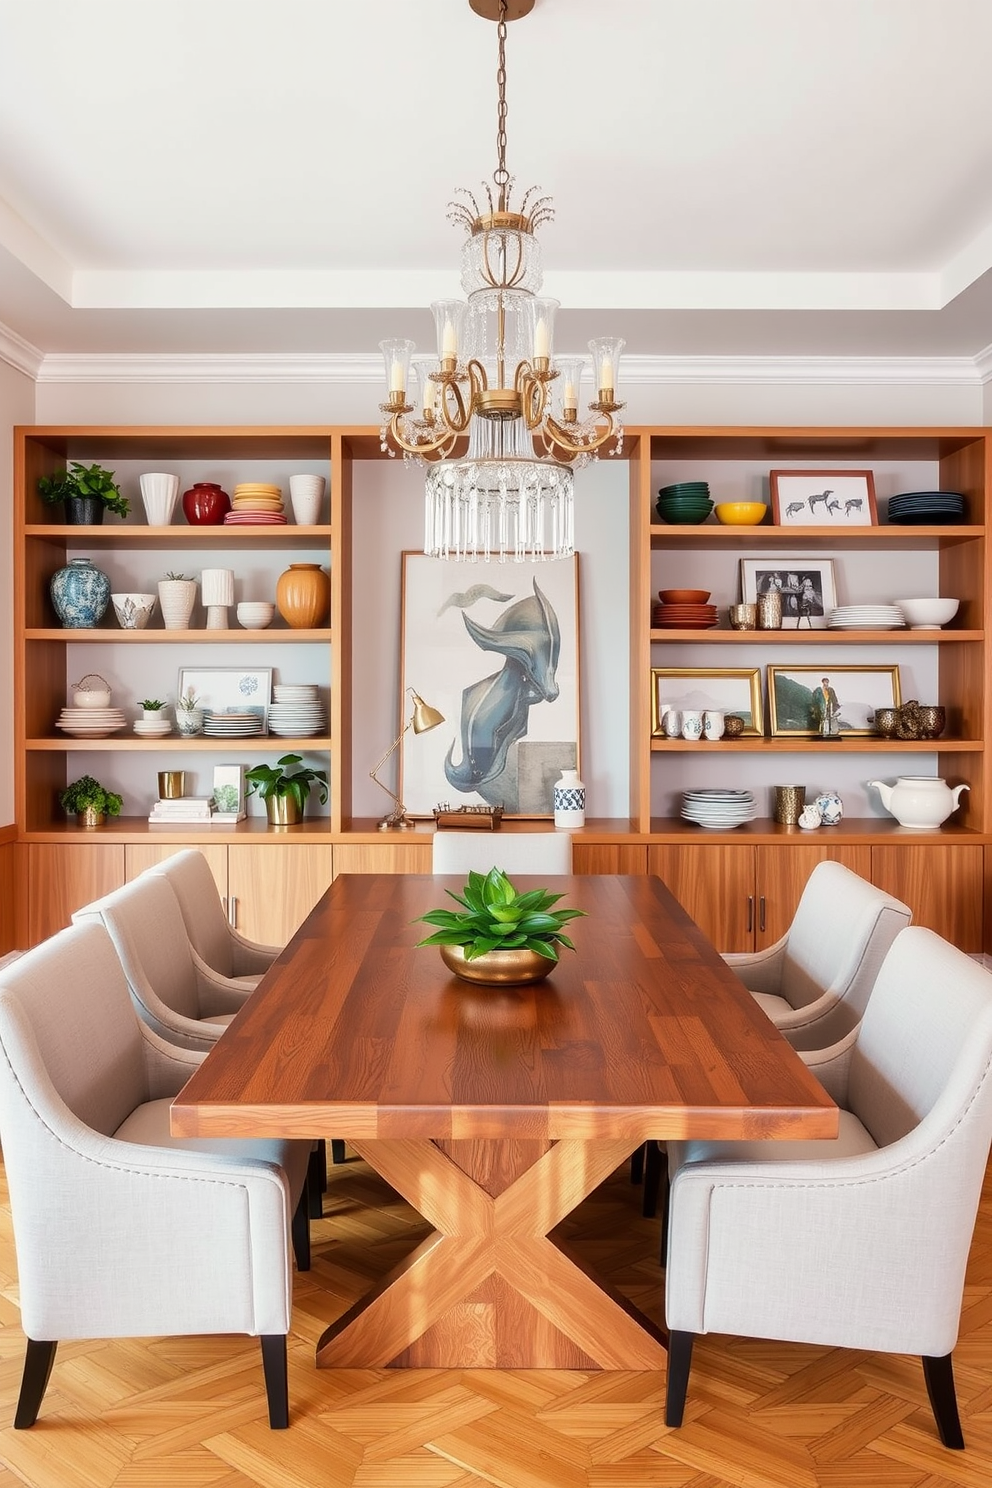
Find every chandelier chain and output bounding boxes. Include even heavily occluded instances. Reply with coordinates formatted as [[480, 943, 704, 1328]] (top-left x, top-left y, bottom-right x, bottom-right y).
[[494, 0, 509, 202]]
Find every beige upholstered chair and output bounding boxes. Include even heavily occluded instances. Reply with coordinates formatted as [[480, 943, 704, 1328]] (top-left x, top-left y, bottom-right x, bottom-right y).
[[0, 921, 312, 1430], [664, 926, 992, 1448], [73, 874, 257, 1050], [432, 829, 572, 876], [723, 861, 911, 1049], [147, 848, 280, 986]]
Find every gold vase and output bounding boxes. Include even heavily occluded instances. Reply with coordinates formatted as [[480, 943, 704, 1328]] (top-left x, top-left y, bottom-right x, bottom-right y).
[[77, 806, 105, 828], [275, 563, 330, 629], [439, 943, 556, 986], [266, 794, 302, 827]]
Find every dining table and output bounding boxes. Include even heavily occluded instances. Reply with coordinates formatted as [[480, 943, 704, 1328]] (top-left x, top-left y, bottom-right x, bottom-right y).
[[171, 872, 838, 1371]]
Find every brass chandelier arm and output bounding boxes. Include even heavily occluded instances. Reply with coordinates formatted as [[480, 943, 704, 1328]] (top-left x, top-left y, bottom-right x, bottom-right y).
[[516, 366, 547, 429], [387, 412, 459, 462], [540, 412, 617, 461]]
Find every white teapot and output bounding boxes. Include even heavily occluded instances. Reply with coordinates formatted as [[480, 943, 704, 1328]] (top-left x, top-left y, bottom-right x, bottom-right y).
[[867, 775, 969, 830]]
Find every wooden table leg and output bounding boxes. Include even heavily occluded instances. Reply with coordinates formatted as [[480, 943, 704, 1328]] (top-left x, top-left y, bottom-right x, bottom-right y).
[[315, 1136, 667, 1369]]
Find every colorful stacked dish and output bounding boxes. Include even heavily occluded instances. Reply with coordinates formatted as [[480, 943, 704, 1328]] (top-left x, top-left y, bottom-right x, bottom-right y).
[[201, 709, 266, 737], [652, 595, 718, 628], [828, 604, 905, 630], [55, 707, 127, 737], [886, 490, 967, 525], [655, 482, 713, 525], [681, 789, 757, 829], [224, 483, 287, 525]]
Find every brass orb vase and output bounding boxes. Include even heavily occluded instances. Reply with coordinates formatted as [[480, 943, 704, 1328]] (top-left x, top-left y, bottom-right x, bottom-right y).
[[439, 944, 556, 986], [275, 563, 330, 629]]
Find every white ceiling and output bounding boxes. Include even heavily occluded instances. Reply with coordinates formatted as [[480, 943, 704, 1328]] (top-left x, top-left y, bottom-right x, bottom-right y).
[[3, 0, 992, 364]]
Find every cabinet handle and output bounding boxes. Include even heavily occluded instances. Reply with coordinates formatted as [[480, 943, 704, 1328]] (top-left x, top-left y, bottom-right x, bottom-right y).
[[746, 895, 753, 934], [759, 895, 766, 933], [228, 896, 237, 929]]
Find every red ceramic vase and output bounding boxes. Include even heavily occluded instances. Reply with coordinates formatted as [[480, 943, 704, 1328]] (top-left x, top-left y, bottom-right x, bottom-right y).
[[182, 482, 231, 525]]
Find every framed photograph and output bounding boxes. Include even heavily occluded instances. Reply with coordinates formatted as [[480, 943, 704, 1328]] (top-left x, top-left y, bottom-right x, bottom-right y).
[[211, 763, 246, 821], [177, 667, 272, 730], [399, 554, 580, 818], [740, 556, 837, 630], [770, 470, 878, 527], [651, 668, 763, 738], [767, 664, 901, 737]]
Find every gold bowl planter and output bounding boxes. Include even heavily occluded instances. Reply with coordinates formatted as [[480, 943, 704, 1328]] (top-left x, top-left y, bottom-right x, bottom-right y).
[[265, 794, 303, 827], [439, 944, 556, 986], [77, 807, 105, 828]]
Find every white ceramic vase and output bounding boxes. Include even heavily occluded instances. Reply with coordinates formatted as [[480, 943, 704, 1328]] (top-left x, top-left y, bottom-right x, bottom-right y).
[[175, 706, 204, 737], [158, 578, 198, 630], [289, 474, 326, 526], [139, 472, 180, 526], [554, 769, 586, 829]]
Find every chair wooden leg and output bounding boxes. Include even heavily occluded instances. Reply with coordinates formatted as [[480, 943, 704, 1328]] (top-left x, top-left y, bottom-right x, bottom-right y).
[[665, 1330, 695, 1427], [291, 1176, 311, 1272], [260, 1334, 289, 1429], [307, 1140, 326, 1218], [14, 1339, 57, 1429], [922, 1353, 965, 1449], [630, 1143, 645, 1184], [330, 1139, 347, 1166]]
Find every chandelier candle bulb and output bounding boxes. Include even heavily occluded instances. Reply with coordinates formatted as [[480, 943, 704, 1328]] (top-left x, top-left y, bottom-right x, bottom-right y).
[[442, 320, 457, 359], [534, 318, 549, 360]]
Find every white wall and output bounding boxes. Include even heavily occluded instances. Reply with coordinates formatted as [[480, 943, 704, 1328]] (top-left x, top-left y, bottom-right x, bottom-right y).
[[0, 361, 36, 825]]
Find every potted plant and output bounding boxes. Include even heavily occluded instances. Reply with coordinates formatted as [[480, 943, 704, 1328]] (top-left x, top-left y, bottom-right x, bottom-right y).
[[175, 688, 203, 737], [138, 697, 168, 720], [39, 462, 129, 525], [414, 867, 586, 985], [158, 571, 198, 631], [245, 753, 329, 827], [59, 774, 123, 829]]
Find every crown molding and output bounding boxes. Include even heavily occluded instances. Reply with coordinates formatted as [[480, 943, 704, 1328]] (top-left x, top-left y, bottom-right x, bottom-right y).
[[33, 349, 985, 387], [0, 319, 43, 379]]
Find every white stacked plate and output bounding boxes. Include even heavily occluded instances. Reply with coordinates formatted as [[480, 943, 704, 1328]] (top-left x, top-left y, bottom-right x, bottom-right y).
[[272, 684, 318, 702], [55, 707, 127, 737], [134, 718, 173, 736], [828, 604, 905, 630], [201, 710, 265, 737], [681, 789, 757, 829], [267, 702, 326, 737]]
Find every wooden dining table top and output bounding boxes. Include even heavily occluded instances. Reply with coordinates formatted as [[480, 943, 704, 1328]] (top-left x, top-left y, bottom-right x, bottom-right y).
[[171, 873, 838, 1144]]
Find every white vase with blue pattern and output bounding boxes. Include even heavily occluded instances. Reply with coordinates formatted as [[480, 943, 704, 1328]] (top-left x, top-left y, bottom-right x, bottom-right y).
[[554, 769, 586, 830], [50, 557, 111, 629]]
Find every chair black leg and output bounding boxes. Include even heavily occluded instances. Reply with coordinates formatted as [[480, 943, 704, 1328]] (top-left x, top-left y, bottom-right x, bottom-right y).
[[14, 1339, 57, 1429], [307, 1140, 326, 1218], [630, 1143, 645, 1185], [291, 1176, 311, 1272], [922, 1353, 965, 1449], [330, 1139, 347, 1165], [665, 1330, 695, 1427], [642, 1140, 662, 1217], [259, 1334, 289, 1429]]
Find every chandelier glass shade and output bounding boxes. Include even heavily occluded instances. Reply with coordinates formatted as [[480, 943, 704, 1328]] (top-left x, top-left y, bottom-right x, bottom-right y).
[[378, 0, 624, 562]]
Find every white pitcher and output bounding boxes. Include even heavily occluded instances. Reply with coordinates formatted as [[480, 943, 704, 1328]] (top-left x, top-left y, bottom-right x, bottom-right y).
[[867, 775, 969, 829]]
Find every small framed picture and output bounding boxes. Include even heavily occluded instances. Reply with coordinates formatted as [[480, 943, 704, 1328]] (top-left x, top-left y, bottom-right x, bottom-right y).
[[177, 667, 272, 731], [767, 664, 901, 737], [211, 764, 246, 821], [770, 470, 878, 527], [652, 668, 764, 737], [740, 557, 837, 630]]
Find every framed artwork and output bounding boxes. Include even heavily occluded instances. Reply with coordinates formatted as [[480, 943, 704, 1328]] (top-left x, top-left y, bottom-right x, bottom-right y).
[[177, 667, 271, 730], [211, 764, 246, 821], [740, 556, 837, 630], [767, 664, 901, 737], [651, 668, 763, 737], [770, 470, 878, 527], [399, 553, 580, 818]]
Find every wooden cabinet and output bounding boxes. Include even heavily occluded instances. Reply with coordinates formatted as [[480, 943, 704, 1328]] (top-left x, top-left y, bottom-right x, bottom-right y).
[[871, 843, 983, 951], [649, 841, 871, 953], [573, 843, 648, 874], [26, 842, 125, 944]]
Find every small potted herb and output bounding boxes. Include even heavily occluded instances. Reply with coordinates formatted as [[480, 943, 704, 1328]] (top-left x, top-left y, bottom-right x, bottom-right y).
[[138, 698, 168, 719], [59, 774, 123, 829], [39, 462, 129, 525], [245, 753, 329, 827], [414, 867, 586, 985], [175, 689, 203, 737]]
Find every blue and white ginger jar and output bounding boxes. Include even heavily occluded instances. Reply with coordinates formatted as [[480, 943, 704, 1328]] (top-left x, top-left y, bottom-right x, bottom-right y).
[[815, 788, 843, 826], [50, 557, 111, 629]]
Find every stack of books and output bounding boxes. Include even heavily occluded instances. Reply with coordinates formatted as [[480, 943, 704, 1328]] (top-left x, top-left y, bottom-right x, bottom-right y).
[[148, 796, 216, 825]]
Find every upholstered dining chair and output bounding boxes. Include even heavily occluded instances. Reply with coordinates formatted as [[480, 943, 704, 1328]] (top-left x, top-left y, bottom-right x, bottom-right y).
[[0, 920, 312, 1430], [432, 829, 572, 876], [73, 873, 257, 1051], [723, 860, 911, 1050], [663, 925, 992, 1448], [147, 848, 280, 986]]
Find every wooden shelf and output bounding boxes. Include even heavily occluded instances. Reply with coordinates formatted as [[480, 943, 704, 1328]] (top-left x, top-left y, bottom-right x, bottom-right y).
[[26, 628, 331, 643], [26, 524, 331, 547], [649, 524, 983, 550], [646, 816, 985, 842], [650, 737, 981, 753], [28, 736, 332, 752], [649, 628, 982, 644]]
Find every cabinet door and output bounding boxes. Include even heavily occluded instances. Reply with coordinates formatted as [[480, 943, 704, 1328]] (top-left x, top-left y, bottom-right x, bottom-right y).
[[573, 844, 648, 875], [27, 843, 126, 946], [125, 843, 228, 902], [754, 845, 872, 949], [227, 843, 333, 947], [872, 845, 983, 952], [648, 844, 754, 952], [333, 841, 432, 876]]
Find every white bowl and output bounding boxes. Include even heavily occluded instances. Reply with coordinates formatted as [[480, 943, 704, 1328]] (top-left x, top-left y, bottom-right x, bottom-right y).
[[73, 689, 111, 709], [893, 597, 960, 629], [112, 592, 158, 630], [236, 601, 276, 629]]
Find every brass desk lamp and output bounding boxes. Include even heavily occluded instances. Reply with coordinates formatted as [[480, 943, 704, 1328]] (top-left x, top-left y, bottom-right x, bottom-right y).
[[371, 688, 444, 830]]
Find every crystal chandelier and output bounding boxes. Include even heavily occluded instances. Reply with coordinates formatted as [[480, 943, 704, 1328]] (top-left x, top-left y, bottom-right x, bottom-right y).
[[378, 0, 624, 562]]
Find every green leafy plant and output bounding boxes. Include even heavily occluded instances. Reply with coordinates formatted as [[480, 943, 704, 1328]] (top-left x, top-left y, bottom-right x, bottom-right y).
[[58, 774, 123, 818], [139, 698, 165, 711], [414, 867, 586, 963], [177, 689, 198, 710], [245, 754, 329, 816], [163, 571, 190, 582], [39, 462, 129, 518]]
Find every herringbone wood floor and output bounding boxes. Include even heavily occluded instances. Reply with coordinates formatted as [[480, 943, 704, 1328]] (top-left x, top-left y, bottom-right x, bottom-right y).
[[1, 1151, 991, 1488]]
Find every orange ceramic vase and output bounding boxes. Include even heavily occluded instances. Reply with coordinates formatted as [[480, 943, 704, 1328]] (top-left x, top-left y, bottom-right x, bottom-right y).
[[275, 563, 330, 629]]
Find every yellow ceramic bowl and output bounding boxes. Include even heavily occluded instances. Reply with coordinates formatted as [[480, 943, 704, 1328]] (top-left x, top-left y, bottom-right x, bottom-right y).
[[715, 501, 768, 526]]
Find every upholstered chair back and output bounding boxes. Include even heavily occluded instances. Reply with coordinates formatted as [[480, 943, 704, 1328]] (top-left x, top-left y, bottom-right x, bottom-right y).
[[432, 829, 572, 877], [74, 874, 202, 1021], [148, 849, 236, 976]]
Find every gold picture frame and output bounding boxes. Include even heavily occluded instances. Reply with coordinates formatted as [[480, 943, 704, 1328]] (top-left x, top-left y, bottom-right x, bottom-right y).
[[651, 668, 764, 738], [767, 664, 902, 737]]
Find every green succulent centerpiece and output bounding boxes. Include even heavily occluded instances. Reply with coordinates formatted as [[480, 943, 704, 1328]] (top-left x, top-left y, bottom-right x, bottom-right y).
[[415, 867, 586, 985]]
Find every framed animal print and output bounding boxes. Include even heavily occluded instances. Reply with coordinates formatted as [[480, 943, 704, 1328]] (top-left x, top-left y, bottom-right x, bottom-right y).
[[770, 470, 877, 527]]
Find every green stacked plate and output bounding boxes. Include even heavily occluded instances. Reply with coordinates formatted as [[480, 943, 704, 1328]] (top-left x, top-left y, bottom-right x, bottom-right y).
[[656, 481, 713, 525]]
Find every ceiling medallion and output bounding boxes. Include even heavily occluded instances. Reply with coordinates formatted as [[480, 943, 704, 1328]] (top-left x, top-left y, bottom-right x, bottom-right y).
[[378, 0, 624, 561]]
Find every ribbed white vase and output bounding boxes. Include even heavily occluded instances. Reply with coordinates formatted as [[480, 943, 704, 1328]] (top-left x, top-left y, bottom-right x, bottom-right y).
[[158, 578, 198, 630]]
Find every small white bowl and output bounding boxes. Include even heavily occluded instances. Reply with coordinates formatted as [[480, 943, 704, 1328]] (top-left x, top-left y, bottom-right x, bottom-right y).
[[893, 597, 960, 629], [73, 688, 112, 709], [236, 601, 276, 629], [112, 592, 157, 630]]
